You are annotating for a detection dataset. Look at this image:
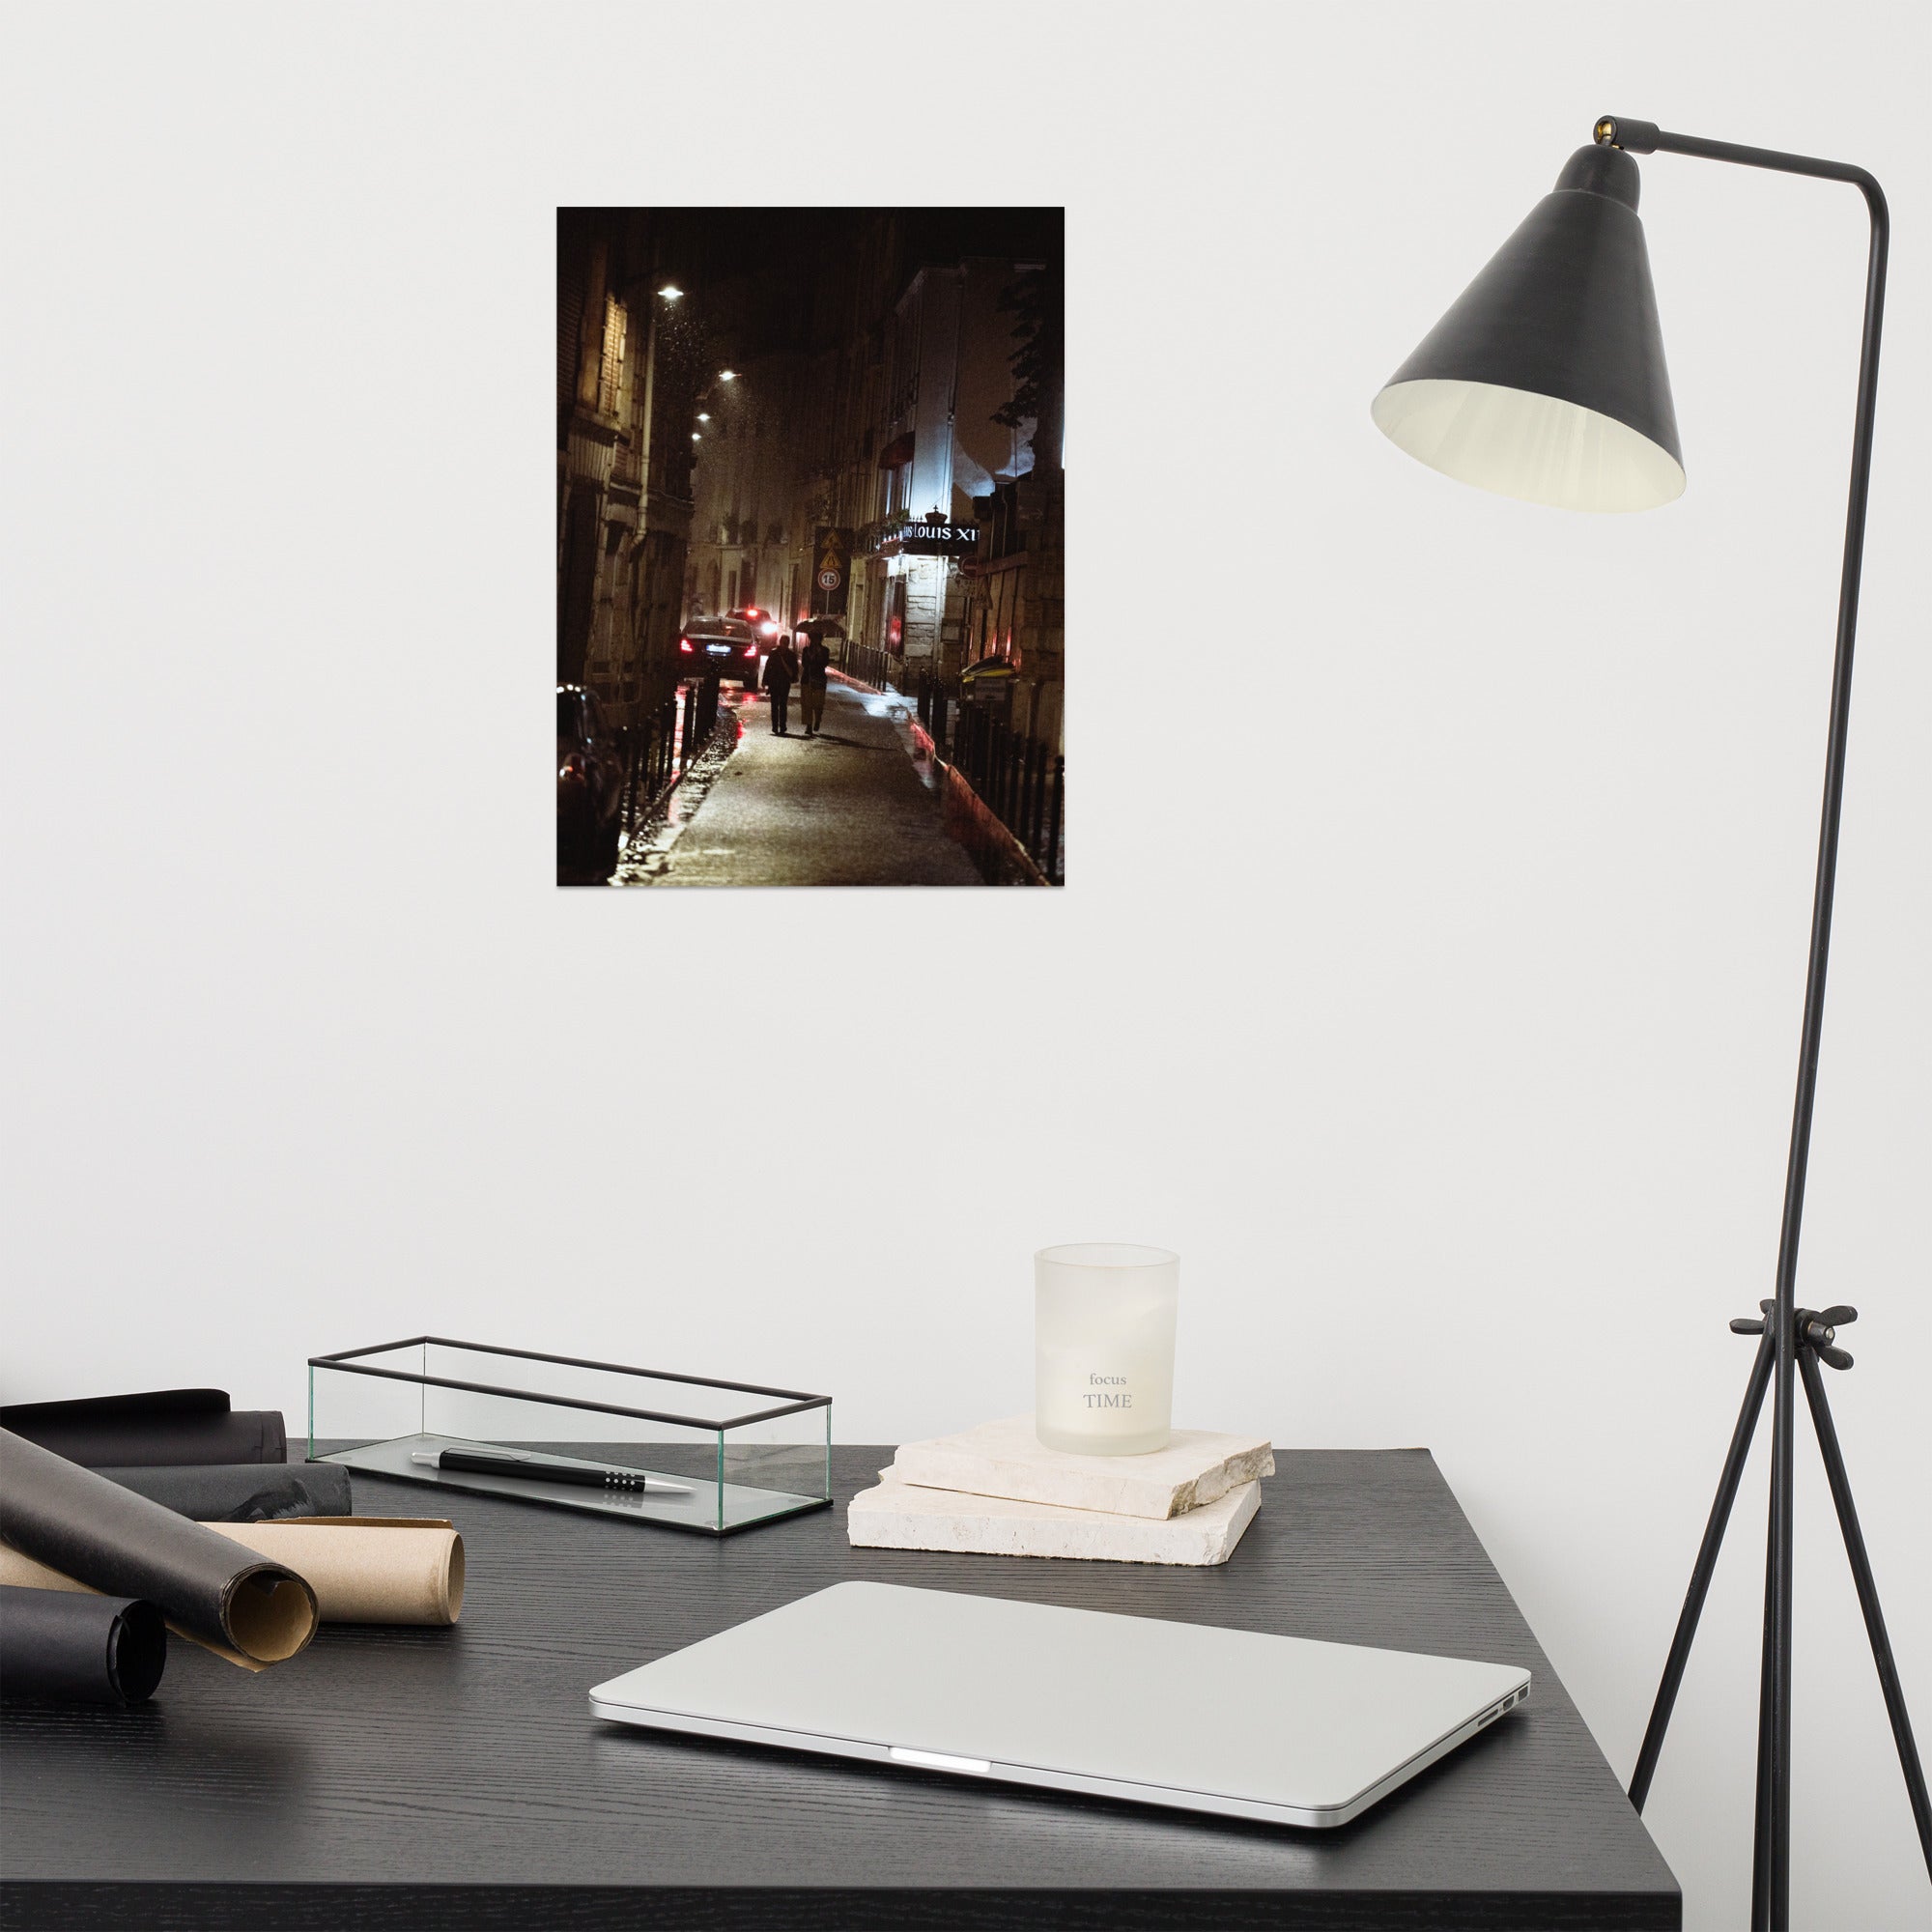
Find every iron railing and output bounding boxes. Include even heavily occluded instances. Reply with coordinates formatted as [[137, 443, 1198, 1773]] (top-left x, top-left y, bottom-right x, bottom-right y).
[[914, 673, 952, 753], [914, 674, 1063, 885], [838, 640, 900, 690], [618, 685, 710, 841]]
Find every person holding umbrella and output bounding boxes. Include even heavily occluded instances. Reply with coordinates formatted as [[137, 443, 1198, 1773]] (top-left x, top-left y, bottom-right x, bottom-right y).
[[798, 629, 832, 736]]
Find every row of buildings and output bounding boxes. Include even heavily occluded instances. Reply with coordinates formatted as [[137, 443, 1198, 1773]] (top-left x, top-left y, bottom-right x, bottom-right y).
[[556, 209, 711, 731], [558, 209, 1065, 755]]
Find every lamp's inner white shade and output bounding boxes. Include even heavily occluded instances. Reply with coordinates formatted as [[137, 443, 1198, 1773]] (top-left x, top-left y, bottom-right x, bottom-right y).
[[1372, 378, 1685, 513]]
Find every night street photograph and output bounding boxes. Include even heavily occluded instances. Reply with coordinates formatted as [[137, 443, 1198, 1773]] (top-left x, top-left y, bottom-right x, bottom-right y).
[[557, 207, 1065, 888]]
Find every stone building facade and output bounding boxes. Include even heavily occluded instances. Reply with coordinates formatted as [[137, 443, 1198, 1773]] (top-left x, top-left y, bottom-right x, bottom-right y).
[[556, 210, 703, 729]]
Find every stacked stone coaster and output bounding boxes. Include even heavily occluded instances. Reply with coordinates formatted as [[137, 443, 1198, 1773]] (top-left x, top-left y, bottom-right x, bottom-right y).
[[846, 1416, 1274, 1567]]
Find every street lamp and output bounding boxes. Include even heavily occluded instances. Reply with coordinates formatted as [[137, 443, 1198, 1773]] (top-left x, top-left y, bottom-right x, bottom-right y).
[[719, 370, 737, 382], [658, 284, 684, 300], [696, 412, 710, 423], [1373, 115, 1926, 1932]]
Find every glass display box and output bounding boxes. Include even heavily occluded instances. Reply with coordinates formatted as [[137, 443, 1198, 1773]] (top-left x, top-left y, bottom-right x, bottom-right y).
[[309, 1337, 832, 1535]]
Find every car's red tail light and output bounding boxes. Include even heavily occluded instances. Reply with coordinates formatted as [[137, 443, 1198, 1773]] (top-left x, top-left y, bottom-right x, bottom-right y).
[[678, 638, 694, 654]]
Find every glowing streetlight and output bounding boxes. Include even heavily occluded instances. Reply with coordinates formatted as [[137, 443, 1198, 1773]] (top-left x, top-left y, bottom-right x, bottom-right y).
[[691, 432, 701, 441], [658, 284, 684, 300], [719, 369, 737, 382], [696, 412, 710, 422]]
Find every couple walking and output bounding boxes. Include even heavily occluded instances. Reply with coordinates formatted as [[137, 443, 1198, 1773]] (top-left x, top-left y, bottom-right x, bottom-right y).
[[762, 633, 831, 736]]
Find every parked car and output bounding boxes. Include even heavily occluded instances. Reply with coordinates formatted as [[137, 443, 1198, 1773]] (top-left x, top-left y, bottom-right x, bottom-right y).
[[678, 615, 763, 690], [729, 605, 783, 641], [557, 684, 626, 877]]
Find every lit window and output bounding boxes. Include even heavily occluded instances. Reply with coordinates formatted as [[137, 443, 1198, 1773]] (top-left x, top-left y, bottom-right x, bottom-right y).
[[599, 294, 626, 416]]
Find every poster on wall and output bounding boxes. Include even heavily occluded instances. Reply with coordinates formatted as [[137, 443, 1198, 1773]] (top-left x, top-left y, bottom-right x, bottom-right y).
[[556, 206, 1064, 889]]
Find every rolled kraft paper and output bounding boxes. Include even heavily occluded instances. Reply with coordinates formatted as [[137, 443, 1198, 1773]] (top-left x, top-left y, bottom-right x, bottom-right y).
[[0, 1390, 286, 1467], [99, 1463, 354, 1522], [0, 1584, 167, 1705], [0, 1547, 266, 1672], [0, 1430, 316, 1670], [0, 1522, 463, 1629], [202, 1520, 466, 1625]]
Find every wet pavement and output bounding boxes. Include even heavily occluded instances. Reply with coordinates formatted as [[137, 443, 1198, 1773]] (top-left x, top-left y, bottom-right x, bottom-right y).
[[632, 678, 986, 888], [610, 699, 743, 886]]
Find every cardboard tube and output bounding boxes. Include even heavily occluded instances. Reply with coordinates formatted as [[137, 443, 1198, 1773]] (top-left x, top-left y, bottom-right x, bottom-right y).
[[0, 1520, 465, 1633], [0, 1543, 284, 1672], [0, 1430, 316, 1669], [200, 1520, 465, 1626]]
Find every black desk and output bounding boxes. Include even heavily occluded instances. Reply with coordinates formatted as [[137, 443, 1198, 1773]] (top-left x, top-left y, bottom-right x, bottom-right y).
[[2, 1447, 1679, 1930]]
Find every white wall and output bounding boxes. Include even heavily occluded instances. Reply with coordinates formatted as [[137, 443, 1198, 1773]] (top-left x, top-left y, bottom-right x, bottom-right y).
[[3, 5, 1927, 1925]]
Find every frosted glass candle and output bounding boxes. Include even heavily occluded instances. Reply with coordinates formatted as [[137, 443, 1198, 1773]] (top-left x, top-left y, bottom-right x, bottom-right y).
[[1034, 1243, 1179, 1456]]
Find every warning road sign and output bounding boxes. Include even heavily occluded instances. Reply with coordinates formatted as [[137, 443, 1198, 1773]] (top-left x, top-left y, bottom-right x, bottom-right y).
[[811, 526, 851, 616]]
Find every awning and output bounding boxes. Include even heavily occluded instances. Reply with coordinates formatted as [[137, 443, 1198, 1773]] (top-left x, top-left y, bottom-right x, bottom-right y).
[[877, 432, 915, 470]]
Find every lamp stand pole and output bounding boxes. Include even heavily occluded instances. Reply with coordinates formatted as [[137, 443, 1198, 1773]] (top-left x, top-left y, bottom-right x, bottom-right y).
[[1591, 119, 1929, 1931]]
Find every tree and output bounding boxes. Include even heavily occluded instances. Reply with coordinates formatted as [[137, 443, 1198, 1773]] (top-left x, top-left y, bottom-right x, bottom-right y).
[[993, 258, 1065, 472]]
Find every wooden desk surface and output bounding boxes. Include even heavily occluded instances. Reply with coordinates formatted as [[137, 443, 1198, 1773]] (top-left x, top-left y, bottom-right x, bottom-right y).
[[2, 1446, 1678, 1930]]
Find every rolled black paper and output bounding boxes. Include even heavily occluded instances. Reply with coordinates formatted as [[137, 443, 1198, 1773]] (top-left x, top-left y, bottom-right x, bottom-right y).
[[0, 1390, 286, 1467], [0, 1585, 166, 1705], [96, 1462, 353, 1522], [0, 1430, 317, 1668]]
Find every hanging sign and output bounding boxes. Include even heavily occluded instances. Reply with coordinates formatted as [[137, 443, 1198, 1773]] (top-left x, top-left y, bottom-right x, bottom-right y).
[[877, 521, 980, 558]]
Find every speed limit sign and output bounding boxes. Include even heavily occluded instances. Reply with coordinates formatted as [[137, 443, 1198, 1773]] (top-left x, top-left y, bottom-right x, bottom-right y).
[[818, 569, 840, 589]]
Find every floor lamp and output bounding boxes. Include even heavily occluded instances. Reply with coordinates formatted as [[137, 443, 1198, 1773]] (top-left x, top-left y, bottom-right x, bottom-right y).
[[1370, 116, 1930, 1931]]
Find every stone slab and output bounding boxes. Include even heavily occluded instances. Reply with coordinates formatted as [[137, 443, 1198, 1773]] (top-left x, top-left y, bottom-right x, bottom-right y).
[[846, 1466, 1262, 1566], [889, 1414, 1274, 1520]]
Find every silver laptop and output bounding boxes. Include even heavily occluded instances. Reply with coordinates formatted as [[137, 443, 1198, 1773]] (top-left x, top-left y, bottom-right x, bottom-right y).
[[589, 1580, 1530, 1828]]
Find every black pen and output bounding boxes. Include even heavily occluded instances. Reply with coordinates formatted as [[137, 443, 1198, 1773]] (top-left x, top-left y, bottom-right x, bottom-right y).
[[411, 1446, 690, 1495]]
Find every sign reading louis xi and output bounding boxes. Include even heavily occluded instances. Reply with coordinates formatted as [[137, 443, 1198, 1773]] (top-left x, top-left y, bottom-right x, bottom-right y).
[[811, 526, 852, 616]]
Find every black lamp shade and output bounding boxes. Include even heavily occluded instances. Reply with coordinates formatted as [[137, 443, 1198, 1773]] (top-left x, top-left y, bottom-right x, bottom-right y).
[[1373, 145, 1684, 512]]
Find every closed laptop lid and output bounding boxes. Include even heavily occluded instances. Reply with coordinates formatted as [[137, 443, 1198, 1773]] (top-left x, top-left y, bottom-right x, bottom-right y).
[[590, 1580, 1529, 1821]]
